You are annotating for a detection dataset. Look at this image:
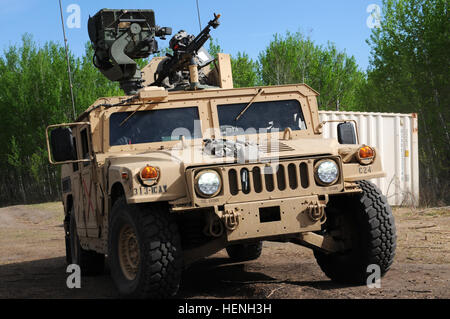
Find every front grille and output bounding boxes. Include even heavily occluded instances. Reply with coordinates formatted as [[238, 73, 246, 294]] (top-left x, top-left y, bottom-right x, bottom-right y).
[[190, 156, 343, 205], [228, 162, 310, 195]]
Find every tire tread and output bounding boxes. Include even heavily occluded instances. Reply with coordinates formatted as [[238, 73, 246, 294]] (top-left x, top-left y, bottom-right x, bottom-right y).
[[315, 181, 396, 284]]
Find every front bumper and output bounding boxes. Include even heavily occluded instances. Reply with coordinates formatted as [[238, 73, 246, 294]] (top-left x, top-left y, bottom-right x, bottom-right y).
[[218, 195, 327, 242]]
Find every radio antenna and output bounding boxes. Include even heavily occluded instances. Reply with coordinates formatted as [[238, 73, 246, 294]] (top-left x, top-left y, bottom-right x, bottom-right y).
[[196, 0, 202, 32], [58, 0, 77, 121]]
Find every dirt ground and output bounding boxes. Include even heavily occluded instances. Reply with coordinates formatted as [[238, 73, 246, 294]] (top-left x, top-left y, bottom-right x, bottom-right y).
[[0, 203, 448, 299]]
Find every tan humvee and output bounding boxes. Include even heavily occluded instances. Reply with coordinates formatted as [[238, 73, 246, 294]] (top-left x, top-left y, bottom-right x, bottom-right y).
[[47, 53, 396, 298]]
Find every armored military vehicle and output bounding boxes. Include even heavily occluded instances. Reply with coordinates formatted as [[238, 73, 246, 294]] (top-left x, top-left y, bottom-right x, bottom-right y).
[[47, 9, 396, 298]]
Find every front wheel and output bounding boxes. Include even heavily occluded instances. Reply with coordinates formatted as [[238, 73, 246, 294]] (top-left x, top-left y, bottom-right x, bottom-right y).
[[108, 198, 183, 298], [314, 181, 397, 284]]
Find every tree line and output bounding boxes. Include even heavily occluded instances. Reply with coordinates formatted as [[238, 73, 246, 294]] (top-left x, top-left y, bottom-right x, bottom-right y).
[[0, 0, 447, 207], [0, 37, 121, 206]]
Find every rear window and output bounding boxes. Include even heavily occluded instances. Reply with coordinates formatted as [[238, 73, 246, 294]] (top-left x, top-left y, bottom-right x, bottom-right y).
[[110, 107, 201, 146], [217, 100, 307, 136]]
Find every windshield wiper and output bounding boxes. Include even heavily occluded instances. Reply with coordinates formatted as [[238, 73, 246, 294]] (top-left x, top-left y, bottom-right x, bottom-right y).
[[119, 101, 151, 127], [234, 88, 264, 122]]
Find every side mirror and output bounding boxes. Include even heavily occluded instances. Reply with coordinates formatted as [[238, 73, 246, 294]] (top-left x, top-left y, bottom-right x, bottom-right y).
[[50, 128, 77, 162], [337, 122, 357, 145]]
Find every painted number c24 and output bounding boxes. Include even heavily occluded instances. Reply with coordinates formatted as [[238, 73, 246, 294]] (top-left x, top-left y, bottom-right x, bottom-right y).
[[359, 166, 373, 174]]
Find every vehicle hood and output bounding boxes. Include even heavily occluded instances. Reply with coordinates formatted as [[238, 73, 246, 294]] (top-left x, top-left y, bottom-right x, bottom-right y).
[[106, 137, 340, 169]]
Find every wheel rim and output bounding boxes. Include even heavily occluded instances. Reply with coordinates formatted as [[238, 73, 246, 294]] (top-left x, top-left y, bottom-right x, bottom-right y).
[[118, 224, 140, 281]]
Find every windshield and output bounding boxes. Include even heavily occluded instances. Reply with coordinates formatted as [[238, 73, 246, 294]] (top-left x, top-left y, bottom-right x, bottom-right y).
[[217, 100, 307, 136], [109, 107, 201, 146]]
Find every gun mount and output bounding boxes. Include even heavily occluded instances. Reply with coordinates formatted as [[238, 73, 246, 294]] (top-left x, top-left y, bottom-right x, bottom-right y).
[[88, 9, 172, 95], [152, 13, 221, 90]]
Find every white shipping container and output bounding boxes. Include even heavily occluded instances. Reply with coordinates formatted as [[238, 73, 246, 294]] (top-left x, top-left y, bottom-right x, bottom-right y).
[[319, 111, 419, 207]]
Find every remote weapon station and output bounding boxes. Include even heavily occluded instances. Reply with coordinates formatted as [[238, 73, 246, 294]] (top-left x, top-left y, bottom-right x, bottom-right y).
[[47, 9, 396, 298], [88, 9, 220, 94]]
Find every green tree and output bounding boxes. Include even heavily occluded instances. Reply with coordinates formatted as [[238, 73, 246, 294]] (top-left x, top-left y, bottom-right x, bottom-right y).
[[208, 39, 259, 88], [362, 0, 449, 205], [258, 32, 364, 110], [0, 36, 124, 207], [231, 52, 259, 88], [73, 42, 121, 112], [0, 35, 73, 205], [208, 37, 222, 60]]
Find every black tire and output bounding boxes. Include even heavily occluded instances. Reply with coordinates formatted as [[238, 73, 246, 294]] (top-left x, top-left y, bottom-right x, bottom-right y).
[[65, 215, 72, 265], [226, 241, 263, 262], [108, 198, 183, 298], [69, 212, 105, 276], [314, 180, 396, 284]]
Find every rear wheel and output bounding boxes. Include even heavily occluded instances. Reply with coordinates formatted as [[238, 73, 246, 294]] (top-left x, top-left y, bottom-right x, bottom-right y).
[[68, 212, 105, 276], [226, 242, 263, 262], [314, 181, 396, 284], [108, 198, 183, 298]]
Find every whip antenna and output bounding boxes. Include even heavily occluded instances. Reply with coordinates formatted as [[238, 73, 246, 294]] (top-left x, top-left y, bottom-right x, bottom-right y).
[[196, 0, 202, 32], [58, 0, 77, 120]]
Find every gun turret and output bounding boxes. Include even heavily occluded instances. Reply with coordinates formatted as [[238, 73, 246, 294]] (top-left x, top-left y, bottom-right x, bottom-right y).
[[88, 9, 172, 95], [152, 13, 221, 90]]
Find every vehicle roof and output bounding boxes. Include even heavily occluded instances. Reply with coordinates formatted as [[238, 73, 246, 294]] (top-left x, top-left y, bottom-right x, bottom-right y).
[[76, 83, 320, 122]]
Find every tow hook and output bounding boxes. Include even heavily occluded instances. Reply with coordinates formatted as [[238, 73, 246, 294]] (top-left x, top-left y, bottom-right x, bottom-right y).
[[223, 210, 240, 231], [307, 202, 326, 223]]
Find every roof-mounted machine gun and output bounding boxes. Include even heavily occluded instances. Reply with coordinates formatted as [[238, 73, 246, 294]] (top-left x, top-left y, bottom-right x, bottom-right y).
[[152, 13, 221, 90], [88, 9, 172, 95]]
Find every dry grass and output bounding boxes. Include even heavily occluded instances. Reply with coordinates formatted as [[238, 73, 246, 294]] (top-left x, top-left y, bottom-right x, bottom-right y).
[[393, 207, 450, 265], [0, 202, 65, 265]]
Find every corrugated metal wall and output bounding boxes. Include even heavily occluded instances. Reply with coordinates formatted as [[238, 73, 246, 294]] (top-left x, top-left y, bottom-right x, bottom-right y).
[[319, 111, 419, 207]]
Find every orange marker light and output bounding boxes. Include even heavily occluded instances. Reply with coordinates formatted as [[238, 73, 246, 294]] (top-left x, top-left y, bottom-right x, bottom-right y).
[[359, 146, 375, 159], [141, 166, 159, 180]]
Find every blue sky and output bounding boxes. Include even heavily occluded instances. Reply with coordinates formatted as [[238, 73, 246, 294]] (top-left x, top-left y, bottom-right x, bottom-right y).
[[0, 0, 383, 71]]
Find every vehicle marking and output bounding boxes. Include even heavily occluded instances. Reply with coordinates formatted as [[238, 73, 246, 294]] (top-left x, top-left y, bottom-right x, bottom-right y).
[[359, 166, 373, 174], [133, 185, 168, 196]]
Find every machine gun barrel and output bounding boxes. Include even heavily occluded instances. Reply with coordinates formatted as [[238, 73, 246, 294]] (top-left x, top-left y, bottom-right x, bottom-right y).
[[152, 13, 221, 87], [187, 13, 221, 54]]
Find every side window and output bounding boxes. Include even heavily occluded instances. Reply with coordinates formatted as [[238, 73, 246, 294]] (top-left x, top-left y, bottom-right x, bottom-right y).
[[72, 137, 79, 172], [80, 129, 90, 166]]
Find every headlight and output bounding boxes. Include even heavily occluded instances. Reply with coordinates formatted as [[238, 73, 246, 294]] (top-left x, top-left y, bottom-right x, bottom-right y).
[[195, 170, 222, 197], [315, 160, 339, 185]]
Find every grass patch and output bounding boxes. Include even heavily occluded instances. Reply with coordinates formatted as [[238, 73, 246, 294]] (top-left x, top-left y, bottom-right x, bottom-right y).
[[394, 207, 450, 218], [28, 202, 63, 213]]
